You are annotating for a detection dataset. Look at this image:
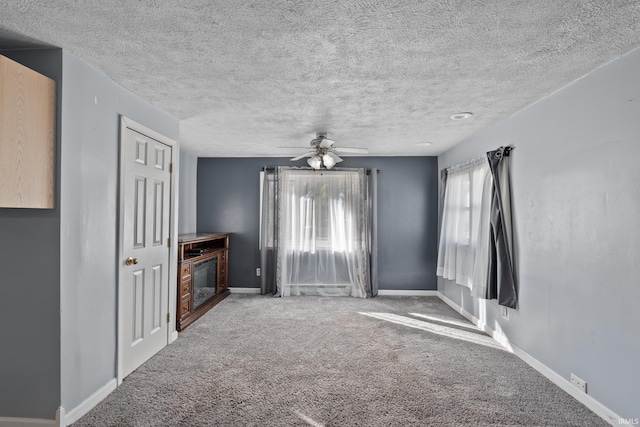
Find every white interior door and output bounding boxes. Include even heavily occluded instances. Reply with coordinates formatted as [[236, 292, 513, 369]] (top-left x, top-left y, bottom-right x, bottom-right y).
[[120, 120, 172, 379]]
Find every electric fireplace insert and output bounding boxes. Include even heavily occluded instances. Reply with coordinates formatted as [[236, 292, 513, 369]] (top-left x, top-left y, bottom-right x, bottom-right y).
[[192, 255, 217, 309]]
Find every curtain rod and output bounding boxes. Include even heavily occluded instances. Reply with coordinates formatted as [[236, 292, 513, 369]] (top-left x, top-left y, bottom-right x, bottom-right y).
[[444, 145, 513, 172], [262, 166, 380, 173], [444, 155, 486, 173]]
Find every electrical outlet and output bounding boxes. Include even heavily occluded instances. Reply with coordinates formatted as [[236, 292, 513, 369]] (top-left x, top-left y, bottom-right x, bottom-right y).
[[502, 306, 509, 319], [571, 373, 587, 393], [256, 267, 261, 277]]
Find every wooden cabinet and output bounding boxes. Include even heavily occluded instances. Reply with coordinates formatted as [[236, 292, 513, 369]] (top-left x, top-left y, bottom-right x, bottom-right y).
[[177, 233, 231, 331], [0, 54, 55, 209]]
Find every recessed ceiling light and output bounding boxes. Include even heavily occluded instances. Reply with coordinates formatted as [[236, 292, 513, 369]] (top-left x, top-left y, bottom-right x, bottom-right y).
[[416, 142, 432, 147], [450, 112, 473, 120]]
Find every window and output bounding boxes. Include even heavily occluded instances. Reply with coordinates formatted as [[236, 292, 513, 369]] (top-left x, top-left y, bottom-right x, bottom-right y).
[[436, 157, 492, 290], [282, 174, 359, 253]]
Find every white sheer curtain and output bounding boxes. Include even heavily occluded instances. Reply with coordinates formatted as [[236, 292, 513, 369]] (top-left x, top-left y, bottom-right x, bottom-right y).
[[437, 157, 493, 297], [276, 168, 369, 297]]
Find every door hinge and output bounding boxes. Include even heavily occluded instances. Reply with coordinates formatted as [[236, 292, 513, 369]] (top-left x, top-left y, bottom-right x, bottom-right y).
[[169, 163, 173, 173], [166, 313, 170, 323], [167, 237, 171, 247]]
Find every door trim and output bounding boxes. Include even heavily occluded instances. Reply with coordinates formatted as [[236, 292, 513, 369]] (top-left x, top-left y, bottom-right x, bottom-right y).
[[117, 116, 179, 385]]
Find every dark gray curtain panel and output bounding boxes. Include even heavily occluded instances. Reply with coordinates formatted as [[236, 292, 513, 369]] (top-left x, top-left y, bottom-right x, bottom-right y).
[[260, 168, 279, 295], [437, 168, 448, 249], [367, 169, 379, 297], [486, 147, 517, 308]]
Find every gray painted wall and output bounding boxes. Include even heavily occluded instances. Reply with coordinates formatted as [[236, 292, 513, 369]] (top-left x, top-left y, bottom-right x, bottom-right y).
[[60, 52, 179, 412], [438, 48, 640, 418], [178, 150, 198, 234], [197, 157, 438, 291], [0, 49, 62, 419]]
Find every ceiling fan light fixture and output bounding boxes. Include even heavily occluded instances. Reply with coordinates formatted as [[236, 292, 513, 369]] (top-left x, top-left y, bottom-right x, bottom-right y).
[[326, 151, 343, 164], [307, 155, 322, 169], [290, 133, 365, 168], [322, 153, 336, 169], [319, 138, 335, 149]]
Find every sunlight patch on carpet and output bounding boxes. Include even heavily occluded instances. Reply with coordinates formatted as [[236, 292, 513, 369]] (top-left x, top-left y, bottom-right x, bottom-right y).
[[295, 410, 325, 427], [408, 312, 481, 331], [359, 312, 506, 351]]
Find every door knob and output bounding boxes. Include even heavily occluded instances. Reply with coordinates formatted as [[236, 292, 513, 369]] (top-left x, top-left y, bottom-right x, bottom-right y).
[[125, 257, 138, 266]]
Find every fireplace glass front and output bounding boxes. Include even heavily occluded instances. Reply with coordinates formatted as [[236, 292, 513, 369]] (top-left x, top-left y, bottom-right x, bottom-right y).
[[193, 256, 217, 309]]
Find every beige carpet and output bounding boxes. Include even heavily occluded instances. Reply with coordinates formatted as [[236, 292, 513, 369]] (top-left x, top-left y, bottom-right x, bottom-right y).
[[74, 294, 606, 426]]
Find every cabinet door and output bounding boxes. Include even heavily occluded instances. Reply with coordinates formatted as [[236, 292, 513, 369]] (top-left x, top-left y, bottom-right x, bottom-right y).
[[0, 55, 55, 208], [180, 278, 191, 299], [178, 297, 191, 321]]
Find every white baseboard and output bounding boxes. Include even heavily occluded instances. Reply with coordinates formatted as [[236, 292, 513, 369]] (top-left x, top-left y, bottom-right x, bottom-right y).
[[377, 290, 438, 296], [0, 406, 65, 427], [511, 342, 622, 426], [436, 291, 622, 426], [63, 378, 117, 426], [228, 287, 261, 294], [56, 408, 64, 427], [170, 330, 179, 342], [0, 408, 63, 427], [228, 288, 438, 296], [0, 379, 119, 427], [0, 418, 56, 427]]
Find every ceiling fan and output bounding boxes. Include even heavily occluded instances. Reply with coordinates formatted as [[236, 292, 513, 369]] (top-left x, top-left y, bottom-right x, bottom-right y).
[[285, 133, 369, 169]]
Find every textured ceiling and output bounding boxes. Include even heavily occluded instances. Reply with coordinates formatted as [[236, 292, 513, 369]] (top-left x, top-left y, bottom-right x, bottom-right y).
[[1, 1, 640, 157]]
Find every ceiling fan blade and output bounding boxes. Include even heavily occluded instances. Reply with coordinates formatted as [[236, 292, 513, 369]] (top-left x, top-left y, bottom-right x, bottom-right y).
[[336, 147, 368, 154], [290, 151, 316, 161], [326, 151, 343, 163], [319, 138, 335, 148], [277, 146, 316, 149]]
